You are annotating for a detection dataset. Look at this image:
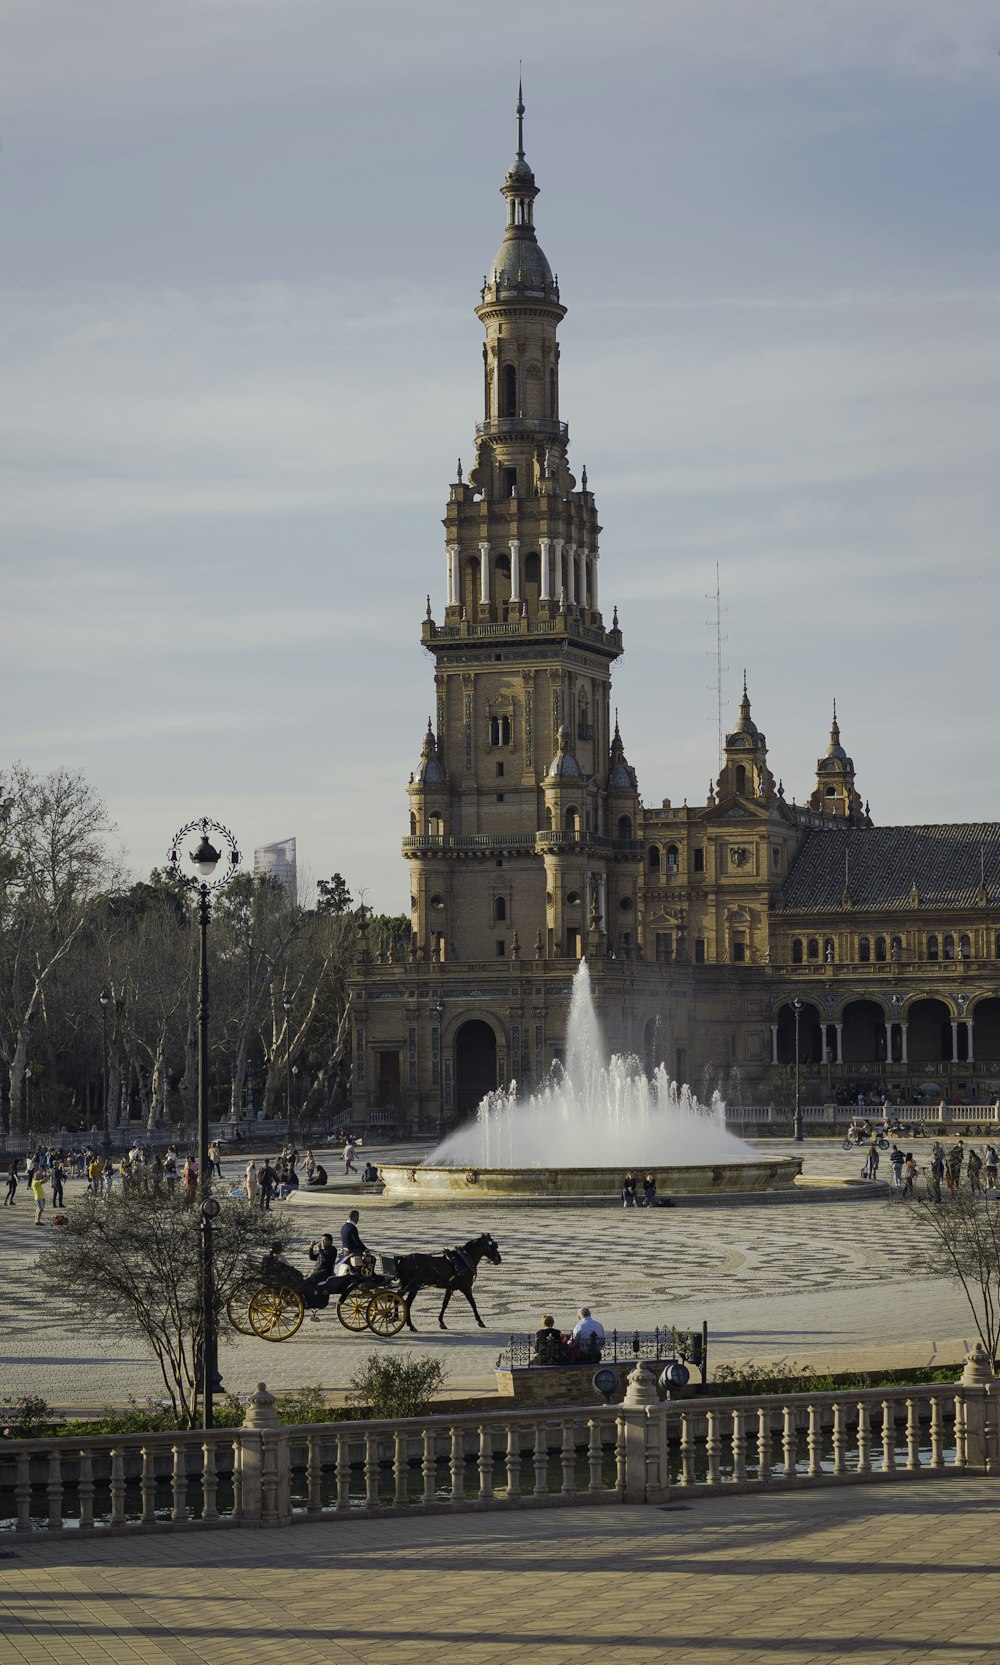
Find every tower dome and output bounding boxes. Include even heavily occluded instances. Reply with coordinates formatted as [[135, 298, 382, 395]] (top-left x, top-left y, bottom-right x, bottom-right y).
[[483, 81, 559, 302], [546, 725, 583, 779], [414, 719, 446, 784]]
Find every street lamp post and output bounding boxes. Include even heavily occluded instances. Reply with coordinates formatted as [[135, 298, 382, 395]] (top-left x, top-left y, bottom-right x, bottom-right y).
[[168, 817, 240, 1432], [435, 997, 446, 1143], [99, 988, 112, 1158], [282, 992, 294, 1145], [793, 997, 803, 1144]]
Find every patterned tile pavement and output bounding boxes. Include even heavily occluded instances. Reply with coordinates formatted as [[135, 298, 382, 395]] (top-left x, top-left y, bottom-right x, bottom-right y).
[[0, 1137, 980, 1407]]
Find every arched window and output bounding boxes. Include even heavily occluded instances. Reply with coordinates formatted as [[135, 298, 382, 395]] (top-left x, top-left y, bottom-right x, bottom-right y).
[[427, 813, 444, 838], [859, 937, 871, 963], [648, 845, 661, 876], [792, 939, 804, 964], [500, 364, 517, 418], [944, 934, 955, 961], [548, 367, 557, 418], [495, 897, 506, 922], [995, 932, 1000, 959], [564, 806, 579, 834], [960, 933, 971, 960], [409, 812, 417, 836], [928, 934, 939, 962], [666, 844, 679, 874], [489, 715, 512, 747], [618, 815, 633, 842], [735, 764, 747, 794], [875, 936, 887, 962]]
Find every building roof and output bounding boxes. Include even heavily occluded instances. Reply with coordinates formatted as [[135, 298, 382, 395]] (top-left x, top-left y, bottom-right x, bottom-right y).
[[780, 825, 1000, 914]]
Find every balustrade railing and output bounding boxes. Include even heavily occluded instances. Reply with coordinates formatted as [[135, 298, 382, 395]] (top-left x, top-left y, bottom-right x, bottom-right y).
[[0, 1369, 987, 1537]]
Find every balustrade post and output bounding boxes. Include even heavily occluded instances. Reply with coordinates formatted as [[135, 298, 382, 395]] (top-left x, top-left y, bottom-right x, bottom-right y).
[[238, 1381, 283, 1528], [620, 1359, 666, 1502], [960, 1345, 998, 1474]]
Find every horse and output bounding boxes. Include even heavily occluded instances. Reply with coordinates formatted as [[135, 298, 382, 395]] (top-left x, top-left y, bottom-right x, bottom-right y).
[[394, 1232, 502, 1331]]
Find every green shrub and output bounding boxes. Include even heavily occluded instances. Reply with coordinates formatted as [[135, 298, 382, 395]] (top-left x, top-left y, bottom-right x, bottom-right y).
[[1, 1394, 56, 1438], [348, 1354, 448, 1420]]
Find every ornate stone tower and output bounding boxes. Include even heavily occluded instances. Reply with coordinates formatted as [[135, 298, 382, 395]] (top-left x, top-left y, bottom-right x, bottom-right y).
[[407, 86, 626, 975]]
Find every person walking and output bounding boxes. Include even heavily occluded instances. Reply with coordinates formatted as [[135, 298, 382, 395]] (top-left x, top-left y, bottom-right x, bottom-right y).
[[31, 1168, 46, 1224], [889, 1145, 905, 1189], [50, 1157, 65, 1209], [208, 1140, 222, 1179], [968, 1147, 984, 1195], [929, 1147, 945, 1203], [258, 1160, 276, 1211], [4, 1160, 18, 1206], [985, 1144, 999, 1191], [864, 1141, 880, 1181], [182, 1155, 198, 1203], [946, 1141, 964, 1195], [244, 1159, 258, 1203], [902, 1153, 917, 1198], [343, 1138, 358, 1176]]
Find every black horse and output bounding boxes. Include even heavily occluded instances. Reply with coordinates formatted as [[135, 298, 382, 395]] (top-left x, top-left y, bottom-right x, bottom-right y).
[[395, 1232, 502, 1331]]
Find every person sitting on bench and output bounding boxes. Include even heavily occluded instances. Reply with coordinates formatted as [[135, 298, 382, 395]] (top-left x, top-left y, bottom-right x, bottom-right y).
[[532, 1314, 565, 1365]]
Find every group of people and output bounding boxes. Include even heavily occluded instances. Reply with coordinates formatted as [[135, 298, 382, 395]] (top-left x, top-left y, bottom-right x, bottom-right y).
[[533, 1307, 606, 1365], [621, 1172, 658, 1208], [872, 1138, 1000, 1199], [4, 1152, 61, 1222]]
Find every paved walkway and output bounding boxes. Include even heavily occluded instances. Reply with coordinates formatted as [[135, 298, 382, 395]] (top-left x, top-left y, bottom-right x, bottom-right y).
[[2, 1477, 998, 1664], [0, 1138, 982, 1407]]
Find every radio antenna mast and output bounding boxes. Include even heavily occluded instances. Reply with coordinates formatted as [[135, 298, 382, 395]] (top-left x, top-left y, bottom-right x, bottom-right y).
[[707, 563, 727, 768]]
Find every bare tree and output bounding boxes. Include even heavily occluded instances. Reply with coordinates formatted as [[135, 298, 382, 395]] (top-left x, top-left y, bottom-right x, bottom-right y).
[[910, 1185, 1000, 1364], [0, 764, 117, 1131], [38, 1177, 290, 1426]]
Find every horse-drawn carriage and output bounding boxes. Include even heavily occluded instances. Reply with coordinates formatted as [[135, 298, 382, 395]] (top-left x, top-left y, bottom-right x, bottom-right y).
[[227, 1232, 502, 1344], [227, 1249, 408, 1342]]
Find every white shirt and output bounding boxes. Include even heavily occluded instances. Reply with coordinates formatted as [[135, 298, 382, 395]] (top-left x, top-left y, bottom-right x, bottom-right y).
[[571, 1316, 605, 1343]]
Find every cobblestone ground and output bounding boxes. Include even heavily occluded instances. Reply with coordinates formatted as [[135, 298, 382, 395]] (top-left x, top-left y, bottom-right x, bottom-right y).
[[2, 1477, 999, 1665], [0, 1138, 978, 1407]]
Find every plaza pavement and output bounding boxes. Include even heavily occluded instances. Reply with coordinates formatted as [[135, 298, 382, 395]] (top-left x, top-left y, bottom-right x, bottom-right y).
[[0, 1138, 982, 1410], [2, 1476, 999, 1664]]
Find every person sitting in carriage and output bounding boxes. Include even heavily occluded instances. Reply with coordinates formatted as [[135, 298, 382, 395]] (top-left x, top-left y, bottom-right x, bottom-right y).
[[336, 1209, 372, 1273], [304, 1233, 338, 1290]]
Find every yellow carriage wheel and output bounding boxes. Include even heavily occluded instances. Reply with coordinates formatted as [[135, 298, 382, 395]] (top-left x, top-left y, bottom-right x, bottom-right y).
[[365, 1290, 407, 1337], [336, 1289, 372, 1332], [226, 1288, 256, 1336], [248, 1285, 305, 1342]]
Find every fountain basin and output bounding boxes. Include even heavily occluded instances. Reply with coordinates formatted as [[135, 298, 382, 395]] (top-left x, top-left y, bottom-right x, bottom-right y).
[[377, 1158, 802, 1199]]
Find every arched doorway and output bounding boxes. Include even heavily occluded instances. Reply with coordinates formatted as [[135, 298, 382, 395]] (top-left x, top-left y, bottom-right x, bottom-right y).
[[973, 998, 1000, 1062], [776, 1002, 823, 1065], [841, 1000, 887, 1064], [907, 998, 953, 1063], [454, 1020, 498, 1114]]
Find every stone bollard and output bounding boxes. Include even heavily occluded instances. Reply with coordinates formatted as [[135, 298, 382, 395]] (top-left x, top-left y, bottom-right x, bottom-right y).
[[960, 1346, 1000, 1475], [619, 1360, 668, 1503], [238, 1383, 292, 1527]]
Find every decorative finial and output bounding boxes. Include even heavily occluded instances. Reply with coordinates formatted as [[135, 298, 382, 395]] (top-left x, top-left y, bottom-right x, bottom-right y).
[[743, 668, 748, 697], [456, 457, 463, 483], [426, 594, 432, 619], [778, 778, 785, 798], [516, 71, 524, 159], [581, 464, 588, 491], [612, 605, 619, 629]]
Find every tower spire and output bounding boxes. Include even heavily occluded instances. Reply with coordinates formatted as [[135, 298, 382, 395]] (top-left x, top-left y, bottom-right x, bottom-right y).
[[516, 72, 525, 161]]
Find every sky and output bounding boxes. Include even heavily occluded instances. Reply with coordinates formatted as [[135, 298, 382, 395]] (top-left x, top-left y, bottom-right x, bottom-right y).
[[3, 0, 999, 911]]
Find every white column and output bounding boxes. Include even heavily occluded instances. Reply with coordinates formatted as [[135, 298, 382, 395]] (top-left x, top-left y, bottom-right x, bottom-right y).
[[509, 539, 521, 602], [552, 539, 564, 601], [834, 1022, 844, 1064], [899, 1021, 908, 1064], [770, 1024, 779, 1066], [566, 543, 576, 606], [447, 544, 458, 606], [966, 1019, 974, 1063], [540, 537, 551, 600], [590, 551, 599, 612], [479, 541, 490, 605], [950, 1020, 959, 1064]]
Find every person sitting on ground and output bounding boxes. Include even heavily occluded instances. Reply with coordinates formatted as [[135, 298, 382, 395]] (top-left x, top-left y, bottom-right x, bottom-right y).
[[569, 1306, 605, 1360], [532, 1314, 565, 1366], [307, 1163, 328, 1187], [361, 1160, 378, 1185]]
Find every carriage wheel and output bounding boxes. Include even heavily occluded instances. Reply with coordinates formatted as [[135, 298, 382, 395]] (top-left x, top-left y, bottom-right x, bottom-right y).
[[248, 1285, 305, 1342], [226, 1288, 256, 1336], [366, 1290, 407, 1337], [336, 1289, 372, 1332]]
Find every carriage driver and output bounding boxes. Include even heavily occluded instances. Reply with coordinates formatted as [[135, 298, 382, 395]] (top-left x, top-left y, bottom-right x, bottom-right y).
[[337, 1209, 370, 1270]]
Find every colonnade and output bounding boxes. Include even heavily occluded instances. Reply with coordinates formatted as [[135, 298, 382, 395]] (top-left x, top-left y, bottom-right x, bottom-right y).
[[769, 1015, 977, 1066], [446, 540, 599, 611]]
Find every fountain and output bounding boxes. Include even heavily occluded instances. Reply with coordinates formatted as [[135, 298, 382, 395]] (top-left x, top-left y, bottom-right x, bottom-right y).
[[378, 961, 802, 1199]]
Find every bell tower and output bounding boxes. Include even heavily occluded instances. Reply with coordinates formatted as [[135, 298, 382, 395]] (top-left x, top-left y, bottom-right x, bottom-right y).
[[407, 86, 625, 965]]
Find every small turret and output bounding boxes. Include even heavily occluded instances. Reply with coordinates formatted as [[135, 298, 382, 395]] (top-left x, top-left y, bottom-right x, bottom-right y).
[[809, 701, 869, 823], [715, 674, 776, 804]]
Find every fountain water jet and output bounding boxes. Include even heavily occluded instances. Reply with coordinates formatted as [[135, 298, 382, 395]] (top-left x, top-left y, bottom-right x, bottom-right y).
[[378, 961, 802, 1198]]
